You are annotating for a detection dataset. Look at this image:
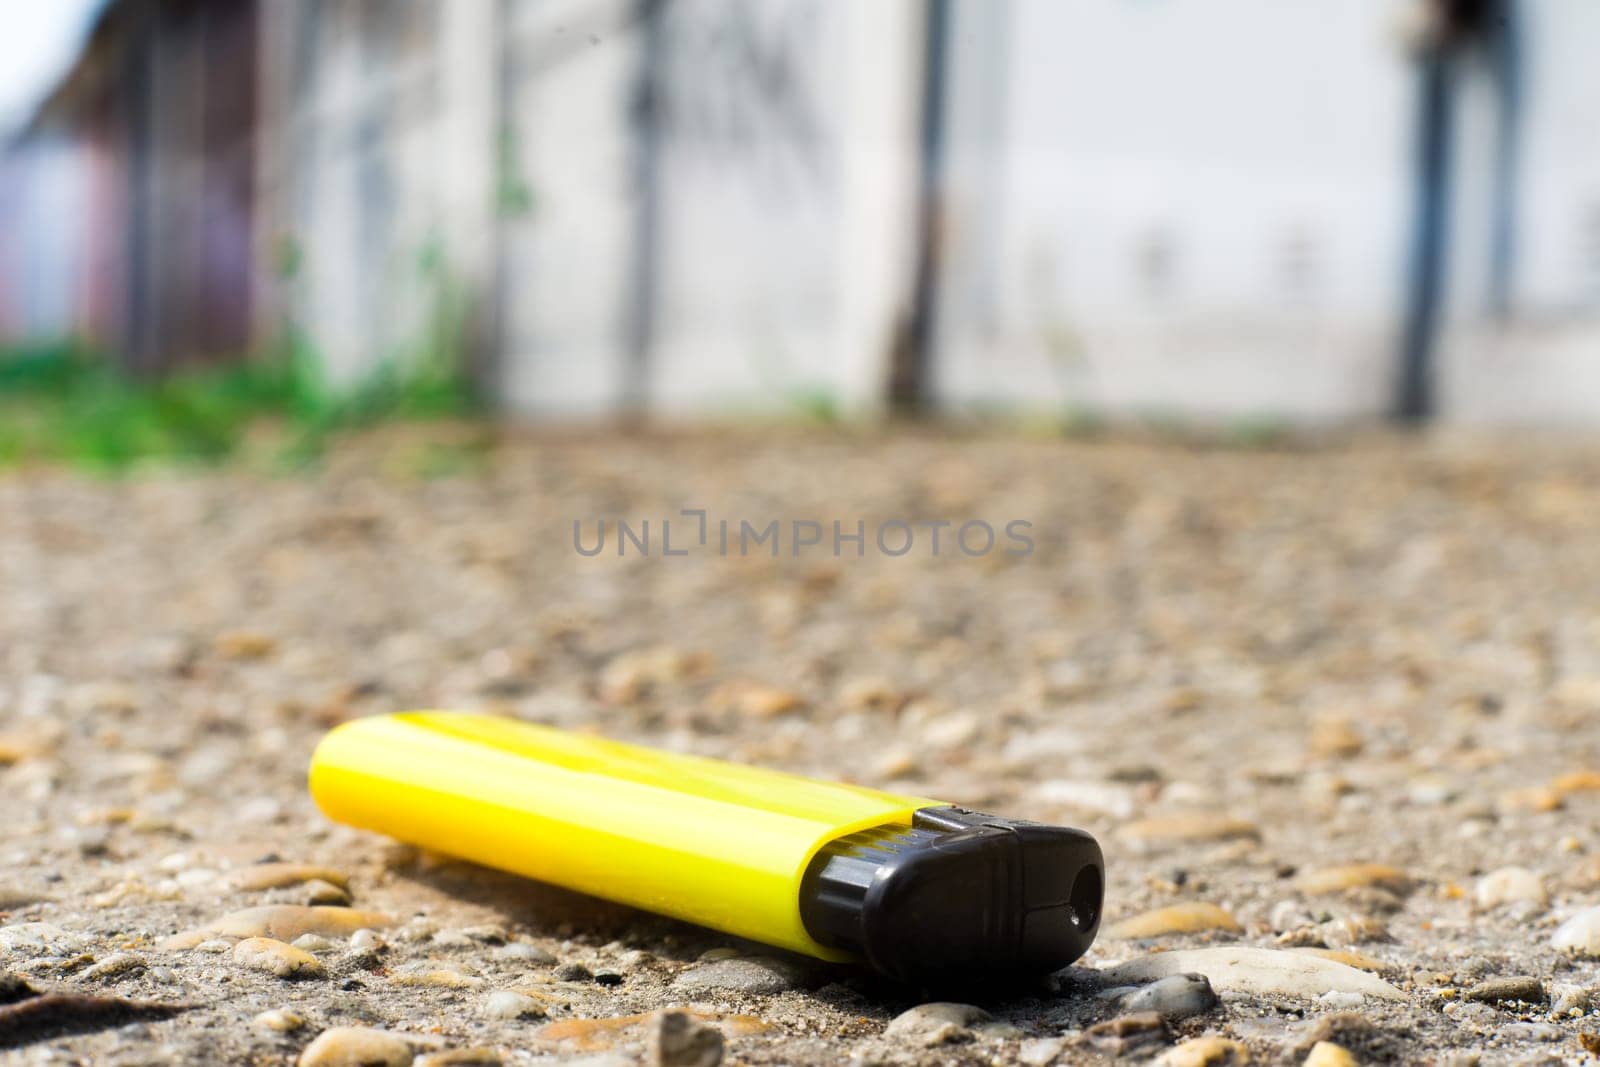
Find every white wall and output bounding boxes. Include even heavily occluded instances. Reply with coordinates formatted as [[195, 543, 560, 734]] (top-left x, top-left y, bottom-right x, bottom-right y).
[[641, 0, 921, 417], [497, 0, 923, 419], [933, 0, 1600, 423], [933, 0, 1414, 420], [264, 0, 457, 387], [258, 0, 1600, 424], [496, 0, 639, 416]]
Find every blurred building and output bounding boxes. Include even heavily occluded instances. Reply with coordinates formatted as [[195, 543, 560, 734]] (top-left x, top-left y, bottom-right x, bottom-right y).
[[3, 0, 1599, 423], [0, 0, 258, 374]]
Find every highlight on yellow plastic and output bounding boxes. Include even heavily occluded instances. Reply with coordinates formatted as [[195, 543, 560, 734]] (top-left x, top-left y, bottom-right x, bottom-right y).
[[308, 711, 937, 959]]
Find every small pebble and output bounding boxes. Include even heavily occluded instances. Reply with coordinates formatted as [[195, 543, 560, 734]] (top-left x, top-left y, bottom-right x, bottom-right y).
[[292, 934, 337, 952], [297, 1026, 413, 1067], [673, 957, 801, 995], [348, 929, 386, 954], [1462, 975, 1544, 1005], [254, 1008, 306, 1032], [710, 681, 804, 719], [1296, 864, 1410, 895], [1499, 786, 1564, 813], [1303, 1042, 1358, 1067], [1156, 1036, 1250, 1066], [482, 990, 545, 1020], [0, 923, 83, 955], [1316, 991, 1366, 1011], [0, 738, 36, 765], [414, 1051, 503, 1067], [1018, 1037, 1068, 1067], [233, 936, 326, 979], [1271, 900, 1317, 932], [1551, 981, 1591, 1014], [1309, 716, 1364, 759], [0, 888, 51, 910], [1108, 902, 1241, 939], [1084, 1012, 1168, 1055], [215, 631, 277, 660], [553, 962, 593, 982], [1407, 777, 1455, 806], [884, 1002, 990, 1047], [1553, 769, 1600, 794], [303, 879, 352, 906], [839, 677, 903, 712], [494, 941, 553, 964], [1474, 867, 1546, 909], [391, 964, 483, 989], [82, 952, 145, 980], [1120, 815, 1260, 845], [872, 748, 918, 779], [174, 868, 217, 888], [1118, 973, 1219, 1020], [1321, 915, 1389, 947], [648, 1009, 724, 1067], [1552, 906, 1600, 957], [224, 864, 350, 892]]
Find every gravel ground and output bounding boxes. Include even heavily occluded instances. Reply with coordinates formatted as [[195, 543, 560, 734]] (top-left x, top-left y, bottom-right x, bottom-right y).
[[3, 426, 1600, 1066]]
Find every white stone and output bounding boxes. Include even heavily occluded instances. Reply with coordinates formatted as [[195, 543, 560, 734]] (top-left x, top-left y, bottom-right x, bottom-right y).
[[1552, 907, 1600, 957], [1117, 973, 1218, 1019], [0, 922, 82, 955], [348, 929, 385, 953], [884, 1003, 991, 1047], [254, 1008, 305, 1032], [482, 990, 543, 1020], [1551, 982, 1591, 1015], [1101, 947, 1405, 1001], [1474, 867, 1547, 909]]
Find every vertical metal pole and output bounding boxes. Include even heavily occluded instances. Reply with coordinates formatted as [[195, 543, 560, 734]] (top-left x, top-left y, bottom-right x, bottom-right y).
[[1397, 49, 1454, 422], [1486, 0, 1521, 319], [623, 0, 667, 418], [889, 0, 951, 414]]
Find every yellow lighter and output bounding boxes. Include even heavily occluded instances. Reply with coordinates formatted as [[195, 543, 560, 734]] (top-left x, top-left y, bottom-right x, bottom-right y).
[[309, 711, 1103, 983]]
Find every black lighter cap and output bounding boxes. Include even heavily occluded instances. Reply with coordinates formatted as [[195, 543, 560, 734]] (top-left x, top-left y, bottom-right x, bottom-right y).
[[799, 806, 1103, 984]]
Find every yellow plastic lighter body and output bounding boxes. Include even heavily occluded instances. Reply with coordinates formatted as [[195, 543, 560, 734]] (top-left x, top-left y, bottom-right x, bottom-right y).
[[308, 711, 938, 959]]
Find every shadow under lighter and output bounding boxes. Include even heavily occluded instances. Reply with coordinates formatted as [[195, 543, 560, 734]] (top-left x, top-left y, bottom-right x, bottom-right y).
[[308, 711, 1104, 983]]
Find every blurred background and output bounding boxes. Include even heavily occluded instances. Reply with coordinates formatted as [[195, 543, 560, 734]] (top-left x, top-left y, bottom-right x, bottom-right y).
[[3, 0, 1599, 451]]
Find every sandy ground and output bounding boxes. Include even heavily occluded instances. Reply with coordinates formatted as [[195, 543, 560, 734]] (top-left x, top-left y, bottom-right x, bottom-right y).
[[3, 426, 1600, 1066]]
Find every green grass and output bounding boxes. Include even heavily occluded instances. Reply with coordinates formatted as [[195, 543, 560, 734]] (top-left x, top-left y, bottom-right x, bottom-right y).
[[0, 337, 477, 474]]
